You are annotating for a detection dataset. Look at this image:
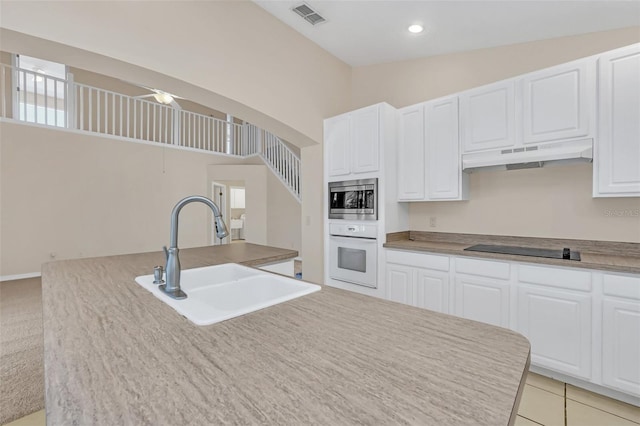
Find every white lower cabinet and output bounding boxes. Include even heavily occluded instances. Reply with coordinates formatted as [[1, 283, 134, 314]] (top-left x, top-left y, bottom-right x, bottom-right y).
[[454, 275, 510, 328], [386, 264, 414, 305], [517, 285, 592, 380], [516, 264, 593, 379], [601, 273, 640, 397], [383, 249, 640, 400], [454, 257, 511, 328], [415, 269, 449, 313], [385, 250, 450, 313]]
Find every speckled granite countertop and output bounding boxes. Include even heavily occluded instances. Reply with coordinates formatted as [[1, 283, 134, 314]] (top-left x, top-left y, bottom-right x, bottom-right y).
[[42, 242, 530, 426], [384, 232, 640, 274]]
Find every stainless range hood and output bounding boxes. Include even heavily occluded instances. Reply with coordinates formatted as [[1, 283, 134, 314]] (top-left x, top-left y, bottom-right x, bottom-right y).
[[462, 139, 593, 173]]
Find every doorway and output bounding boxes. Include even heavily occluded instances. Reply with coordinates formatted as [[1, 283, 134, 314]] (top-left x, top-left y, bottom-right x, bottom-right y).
[[211, 180, 246, 245], [229, 184, 246, 243], [211, 181, 229, 245]]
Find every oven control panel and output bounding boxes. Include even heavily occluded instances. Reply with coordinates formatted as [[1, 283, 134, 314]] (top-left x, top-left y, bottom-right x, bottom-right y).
[[329, 223, 378, 239]]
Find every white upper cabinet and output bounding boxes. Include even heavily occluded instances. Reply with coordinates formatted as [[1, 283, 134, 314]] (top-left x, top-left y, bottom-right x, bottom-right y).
[[325, 104, 381, 178], [594, 43, 640, 197], [521, 58, 595, 145], [397, 105, 425, 200], [461, 58, 596, 155], [324, 114, 351, 177], [397, 96, 466, 202], [460, 80, 516, 153], [351, 105, 380, 174], [426, 96, 462, 200]]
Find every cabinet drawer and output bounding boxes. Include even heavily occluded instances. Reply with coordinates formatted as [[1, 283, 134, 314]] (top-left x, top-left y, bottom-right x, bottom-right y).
[[386, 250, 449, 271], [603, 274, 640, 300], [455, 257, 510, 279], [518, 264, 591, 292]]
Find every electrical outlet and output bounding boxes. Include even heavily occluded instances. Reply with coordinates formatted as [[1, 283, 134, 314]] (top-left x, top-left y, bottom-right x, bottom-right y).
[[429, 217, 437, 228]]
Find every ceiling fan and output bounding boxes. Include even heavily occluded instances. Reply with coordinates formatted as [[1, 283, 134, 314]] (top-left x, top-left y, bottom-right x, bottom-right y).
[[133, 85, 184, 106]]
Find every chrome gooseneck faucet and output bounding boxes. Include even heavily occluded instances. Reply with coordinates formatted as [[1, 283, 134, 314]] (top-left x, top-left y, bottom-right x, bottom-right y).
[[160, 195, 229, 300]]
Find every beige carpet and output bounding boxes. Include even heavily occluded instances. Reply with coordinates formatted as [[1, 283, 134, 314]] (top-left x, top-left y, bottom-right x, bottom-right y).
[[0, 277, 44, 425]]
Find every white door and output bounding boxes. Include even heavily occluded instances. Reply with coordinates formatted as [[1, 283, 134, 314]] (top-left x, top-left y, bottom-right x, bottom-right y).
[[397, 104, 425, 200], [415, 268, 449, 314], [454, 275, 510, 328], [517, 285, 592, 380], [594, 43, 640, 197], [460, 80, 516, 153], [521, 59, 594, 144], [324, 114, 351, 177], [426, 96, 460, 200], [602, 297, 640, 396], [386, 263, 414, 305], [351, 105, 380, 174]]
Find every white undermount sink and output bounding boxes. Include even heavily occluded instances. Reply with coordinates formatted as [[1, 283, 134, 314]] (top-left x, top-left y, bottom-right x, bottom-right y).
[[135, 263, 321, 326]]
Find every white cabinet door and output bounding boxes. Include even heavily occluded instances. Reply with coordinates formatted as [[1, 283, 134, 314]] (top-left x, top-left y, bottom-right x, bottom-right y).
[[595, 43, 640, 197], [415, 268, 449, 314], [602, 297, 640, 396], [517, 285, 592, 380], [397, 105, 425, 200], [460, 80, 516, 153], [324, 114, 350, 177], [454, 275, 510, 328], [426, 96, 461, 200], [386, 263, 414, 305], [351, 105, 379, 174], [522, 59, 594, 144]]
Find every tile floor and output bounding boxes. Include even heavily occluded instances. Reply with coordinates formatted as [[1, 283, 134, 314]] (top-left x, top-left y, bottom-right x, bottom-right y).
[[5, 372, 639, 425], [516, 373, 640, 425]]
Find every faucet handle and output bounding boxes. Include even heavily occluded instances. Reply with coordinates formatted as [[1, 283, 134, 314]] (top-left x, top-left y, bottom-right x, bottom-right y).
[[153, 266, 165, 284], [163, 246, 169, 261]]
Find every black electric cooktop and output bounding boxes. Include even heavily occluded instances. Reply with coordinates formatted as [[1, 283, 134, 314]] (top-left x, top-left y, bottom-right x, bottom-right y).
[[464, 244, 581, 261]]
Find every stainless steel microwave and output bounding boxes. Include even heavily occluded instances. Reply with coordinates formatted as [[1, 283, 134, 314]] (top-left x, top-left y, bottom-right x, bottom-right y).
[[328, 178, 378, 220]]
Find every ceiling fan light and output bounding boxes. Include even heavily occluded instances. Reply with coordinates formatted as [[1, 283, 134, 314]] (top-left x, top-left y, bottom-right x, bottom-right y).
[[32, 68, 45, 83], [153, 92, 174, 104]]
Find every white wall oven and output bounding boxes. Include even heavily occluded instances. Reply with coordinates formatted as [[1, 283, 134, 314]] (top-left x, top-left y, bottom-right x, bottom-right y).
[[329, 223, 377, 288], [328, 178, 377, 221]]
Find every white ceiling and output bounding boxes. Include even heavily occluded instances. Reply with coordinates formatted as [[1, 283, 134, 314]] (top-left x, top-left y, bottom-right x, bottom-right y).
[[255, 1, 640, 67]]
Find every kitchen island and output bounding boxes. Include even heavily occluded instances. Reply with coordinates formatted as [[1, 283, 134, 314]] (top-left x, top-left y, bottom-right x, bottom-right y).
[[42, 243, 530, 425]]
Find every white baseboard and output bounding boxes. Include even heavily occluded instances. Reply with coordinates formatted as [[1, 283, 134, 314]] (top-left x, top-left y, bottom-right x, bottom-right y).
[[0, 272, 41, 282]]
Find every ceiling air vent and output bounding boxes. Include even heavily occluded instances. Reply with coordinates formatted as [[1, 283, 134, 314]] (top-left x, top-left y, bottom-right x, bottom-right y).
[[292, 3, 326, 26]]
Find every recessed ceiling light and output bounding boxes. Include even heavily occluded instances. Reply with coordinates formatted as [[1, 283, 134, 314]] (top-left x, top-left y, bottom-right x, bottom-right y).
[[408, 24, 424, 34]]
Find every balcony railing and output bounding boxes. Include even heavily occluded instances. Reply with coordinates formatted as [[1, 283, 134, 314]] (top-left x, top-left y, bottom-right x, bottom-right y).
[[0, 63, 301, 201]]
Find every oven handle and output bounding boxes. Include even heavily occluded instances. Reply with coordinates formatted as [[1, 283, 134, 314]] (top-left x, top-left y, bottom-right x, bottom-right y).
[[329, 234, 377, 240]]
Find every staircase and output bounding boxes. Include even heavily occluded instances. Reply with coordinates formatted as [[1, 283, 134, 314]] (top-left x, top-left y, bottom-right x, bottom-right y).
[[0, 63, 301, 202]]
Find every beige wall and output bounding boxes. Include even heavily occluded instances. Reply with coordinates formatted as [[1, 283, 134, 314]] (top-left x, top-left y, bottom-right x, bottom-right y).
[[0, 121, 302, 276], [266, 172, 302, 253], [410, 164, 640, 242], [0, 121, 247, 276], [352, 27, 640, 243]]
